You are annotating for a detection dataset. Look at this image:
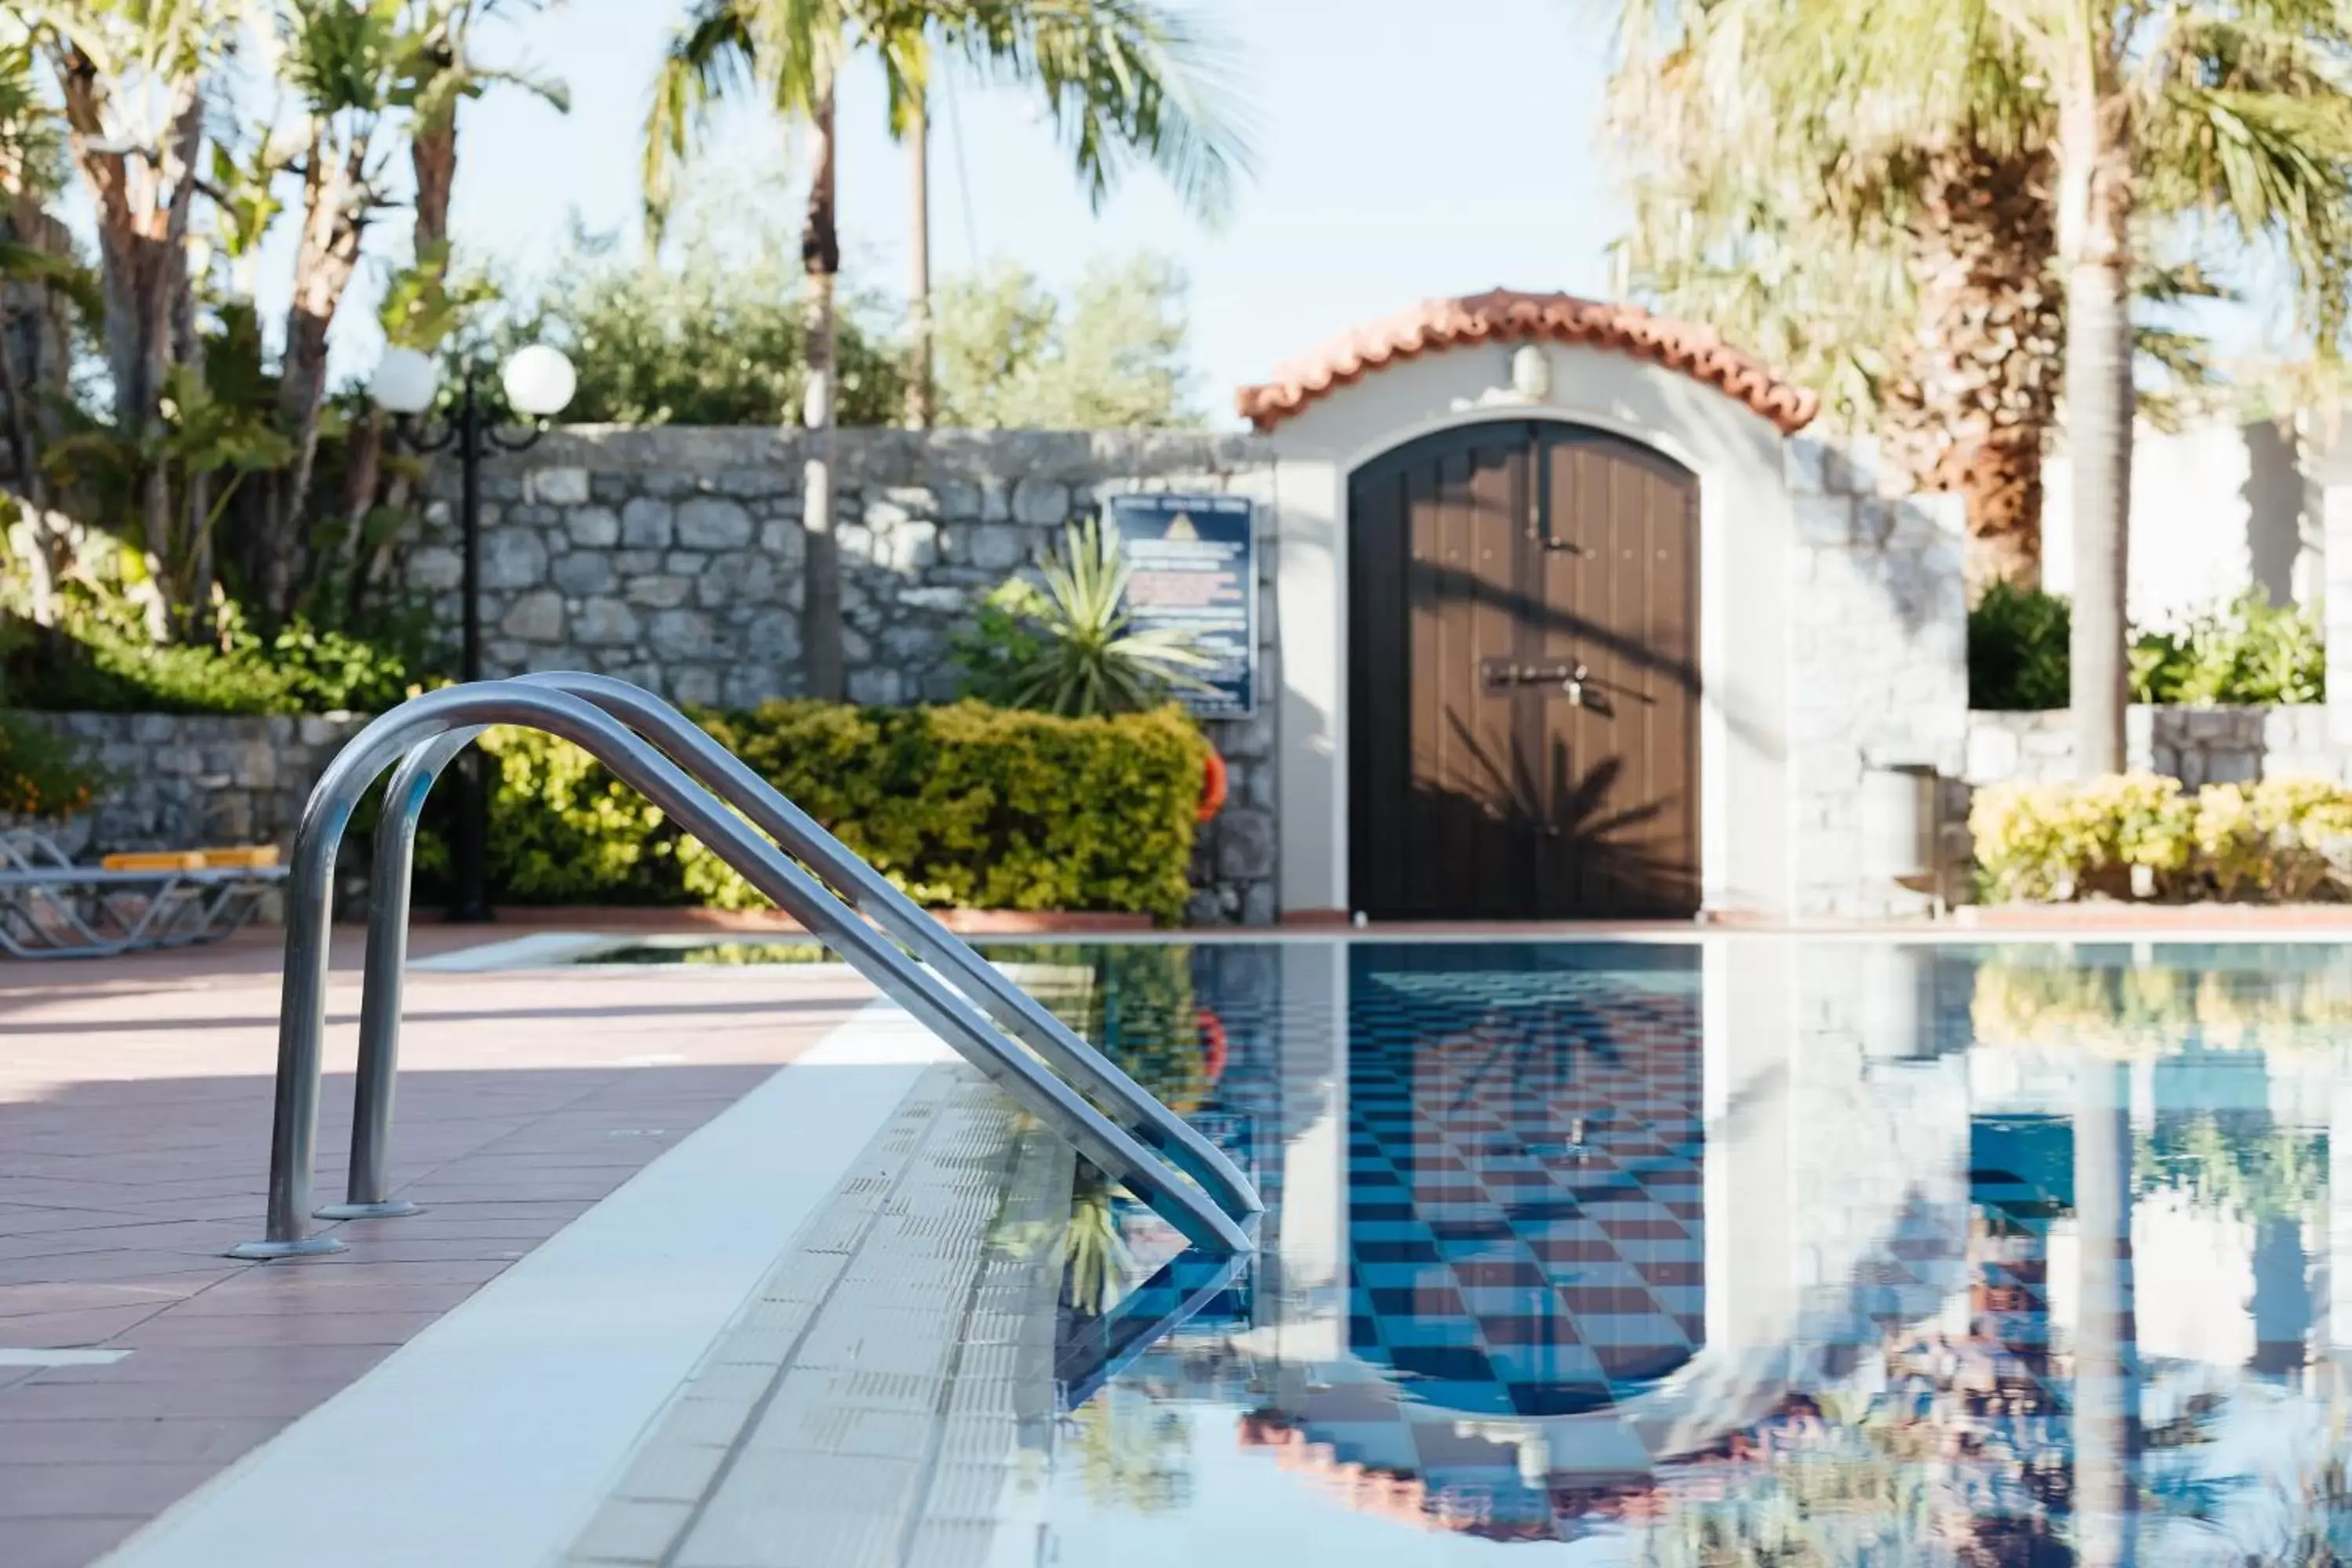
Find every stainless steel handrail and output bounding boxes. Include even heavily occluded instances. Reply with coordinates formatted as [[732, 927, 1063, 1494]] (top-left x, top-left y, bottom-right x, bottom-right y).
[[229, 681, 1255, 1258], [330, 670, 1259, 1232], [314, 727, 481, 1221]]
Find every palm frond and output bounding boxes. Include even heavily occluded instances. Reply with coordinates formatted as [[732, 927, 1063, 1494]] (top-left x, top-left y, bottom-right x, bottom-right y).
[[941, 0, 1254, 223], [642, 0, 758, 235]]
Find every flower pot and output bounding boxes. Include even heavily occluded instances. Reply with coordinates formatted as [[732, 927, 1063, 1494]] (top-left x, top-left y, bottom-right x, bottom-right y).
[[1197, 749, 1229, 824]]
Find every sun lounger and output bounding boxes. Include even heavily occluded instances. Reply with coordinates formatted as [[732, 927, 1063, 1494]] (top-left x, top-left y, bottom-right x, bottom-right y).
[[0, 829, 289, 959]]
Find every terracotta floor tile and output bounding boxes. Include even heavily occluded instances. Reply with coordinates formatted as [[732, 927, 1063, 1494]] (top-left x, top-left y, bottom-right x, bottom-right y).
[[0, 1513, 147, 1568], [28, 1345, 395, 1385], [0, 1304, 175, 1348], [0, 1416, 288, 1465], [0, 1460, 220, 1518], [0, 930, 871, 1548], [116, 1308, 456, 1349]]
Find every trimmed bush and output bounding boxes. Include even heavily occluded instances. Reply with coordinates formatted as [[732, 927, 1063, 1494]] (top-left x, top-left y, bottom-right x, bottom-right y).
[[1971, 773, 2352, 903], [473, 700, 1208, 922], [480, 724, 684, 905]]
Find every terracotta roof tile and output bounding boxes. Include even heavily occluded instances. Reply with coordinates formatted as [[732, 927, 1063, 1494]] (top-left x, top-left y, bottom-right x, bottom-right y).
[[1234, 289, 1820, 435]]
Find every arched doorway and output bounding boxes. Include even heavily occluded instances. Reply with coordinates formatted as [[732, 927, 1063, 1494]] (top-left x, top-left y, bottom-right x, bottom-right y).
[[1347, 422, 1700, 920]]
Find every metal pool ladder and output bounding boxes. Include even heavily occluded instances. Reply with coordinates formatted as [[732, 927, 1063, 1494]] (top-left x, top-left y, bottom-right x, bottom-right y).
[[230, 675, 1261, 1260]]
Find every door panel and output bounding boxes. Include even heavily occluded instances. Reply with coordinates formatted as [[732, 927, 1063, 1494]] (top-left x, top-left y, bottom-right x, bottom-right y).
[[1350, 423, 1699, 920]]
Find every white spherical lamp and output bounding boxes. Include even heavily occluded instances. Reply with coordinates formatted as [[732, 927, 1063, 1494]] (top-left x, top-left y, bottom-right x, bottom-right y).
[[370, 347, 441, 416], [500, 345, 577, 420]]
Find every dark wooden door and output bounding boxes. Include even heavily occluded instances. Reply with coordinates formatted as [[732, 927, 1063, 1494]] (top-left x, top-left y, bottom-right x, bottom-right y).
[[1348, 423, 1700, 920]]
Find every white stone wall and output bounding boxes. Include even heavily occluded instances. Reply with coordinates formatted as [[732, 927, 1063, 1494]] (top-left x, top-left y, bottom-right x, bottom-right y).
[[1962, 705, 2347, 789], [1784, 438, 1969, 918]]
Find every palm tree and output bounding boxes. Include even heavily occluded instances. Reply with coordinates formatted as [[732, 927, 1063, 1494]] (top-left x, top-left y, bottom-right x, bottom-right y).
[[1610, 0, 2352, 773], [1610, 5, 2063, 597], [643, 0, 1250, 702]]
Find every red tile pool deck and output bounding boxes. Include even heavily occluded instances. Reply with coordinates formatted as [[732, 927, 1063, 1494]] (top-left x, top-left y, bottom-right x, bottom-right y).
[[0, 929, 873, 1567]]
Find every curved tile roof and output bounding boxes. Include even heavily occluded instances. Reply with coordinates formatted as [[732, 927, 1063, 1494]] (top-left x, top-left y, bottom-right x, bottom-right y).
[[1234, 289, 1820, 435]]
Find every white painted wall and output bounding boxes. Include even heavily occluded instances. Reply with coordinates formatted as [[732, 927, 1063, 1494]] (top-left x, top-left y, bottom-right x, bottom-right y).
[[1262, 339, 1795, 917], [2043, 417, 2320, 627]]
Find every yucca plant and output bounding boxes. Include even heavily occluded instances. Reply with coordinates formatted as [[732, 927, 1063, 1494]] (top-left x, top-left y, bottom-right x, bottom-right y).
[[955, 516, 1214, 718]]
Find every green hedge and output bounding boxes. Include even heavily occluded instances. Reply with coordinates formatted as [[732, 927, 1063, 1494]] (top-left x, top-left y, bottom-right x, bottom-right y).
[[475, 700, 1208, 923]]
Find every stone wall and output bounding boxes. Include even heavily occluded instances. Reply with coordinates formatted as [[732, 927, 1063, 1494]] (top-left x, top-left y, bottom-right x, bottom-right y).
[[1961, 705, 2347, 790], [404, 426, 1283, 924], [1784, 437, 1969, 918], [16, 712, 368, 859]]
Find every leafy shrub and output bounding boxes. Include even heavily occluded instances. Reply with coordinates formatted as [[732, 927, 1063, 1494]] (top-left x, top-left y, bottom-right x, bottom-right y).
[[1968, 585, 2327, 710], [682, 701, 1207, 922], [1971, 773, 2352, 902], [1969, 583, 2071, 710], [2131, 590, 2325, 705], [471, 701, 1208, 921], [479, 725, 684, 904], [3, 611, 433, 716], [0, 713, 100, 820]]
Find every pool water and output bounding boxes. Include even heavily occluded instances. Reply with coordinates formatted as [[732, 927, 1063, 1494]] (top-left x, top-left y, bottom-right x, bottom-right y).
[[1017, 940, 2352, 1566]]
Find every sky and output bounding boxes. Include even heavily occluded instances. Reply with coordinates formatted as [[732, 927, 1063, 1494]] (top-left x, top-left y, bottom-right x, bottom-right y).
[[310, 0, 1624, 428]]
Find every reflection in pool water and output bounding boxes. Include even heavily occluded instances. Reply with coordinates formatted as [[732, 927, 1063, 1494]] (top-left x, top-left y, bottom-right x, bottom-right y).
[[1018, 941, 2352, 1566]]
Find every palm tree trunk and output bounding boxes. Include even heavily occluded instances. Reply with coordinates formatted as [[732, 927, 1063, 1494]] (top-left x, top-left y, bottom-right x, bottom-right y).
[[1954, 433, 2045, 595], [800, 73, 846, 702], [906, 90, 934, 430], [2059, 82, 2132, 777], [345, 113, 459, 619]]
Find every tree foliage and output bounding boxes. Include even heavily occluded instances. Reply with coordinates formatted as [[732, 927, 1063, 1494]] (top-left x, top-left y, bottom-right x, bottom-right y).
[[486, 217, 1202, 432], [488, 205, 907, 427], [934, 252, 1198, 429], [0, 0, 562, 646]]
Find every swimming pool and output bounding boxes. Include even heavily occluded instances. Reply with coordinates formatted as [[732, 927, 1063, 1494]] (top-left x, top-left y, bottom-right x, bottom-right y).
[[983, 938, 2352, 1565]]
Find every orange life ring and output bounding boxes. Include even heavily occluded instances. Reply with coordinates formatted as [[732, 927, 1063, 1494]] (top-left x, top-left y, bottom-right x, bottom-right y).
[[1197, 750, 1229, 823], [1196, 1007, 1229, 1080]]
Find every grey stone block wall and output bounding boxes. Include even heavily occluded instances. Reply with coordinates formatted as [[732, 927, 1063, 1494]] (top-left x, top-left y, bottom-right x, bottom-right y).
[[401, 426, 1283, 925], [1783, 436, 1969, 918], [14, 711, 368, 858]]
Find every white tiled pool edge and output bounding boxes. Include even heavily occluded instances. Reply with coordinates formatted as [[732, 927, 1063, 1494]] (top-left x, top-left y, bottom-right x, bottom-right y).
[[106, 999, 953, 1568]]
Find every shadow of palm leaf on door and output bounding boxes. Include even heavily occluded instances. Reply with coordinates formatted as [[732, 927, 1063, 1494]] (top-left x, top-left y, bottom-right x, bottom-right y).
[[1403, 711, 1694, 919]]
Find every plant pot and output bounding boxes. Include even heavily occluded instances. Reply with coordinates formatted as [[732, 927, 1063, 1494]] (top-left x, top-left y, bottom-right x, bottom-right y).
[[1197, 749, 1229, 824]]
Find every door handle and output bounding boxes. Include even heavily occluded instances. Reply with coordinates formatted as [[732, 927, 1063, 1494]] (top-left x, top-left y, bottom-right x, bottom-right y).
[[1479, 660, 1592, 701]]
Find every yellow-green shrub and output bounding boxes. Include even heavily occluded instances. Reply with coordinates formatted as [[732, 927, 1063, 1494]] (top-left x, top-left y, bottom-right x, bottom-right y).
[[679, 701, 1207, 923], [469, 700, 1208, 922], [480, 724, 684, 903], [1971, 771, 2352, 903], [1969, 772, 2191, 902]]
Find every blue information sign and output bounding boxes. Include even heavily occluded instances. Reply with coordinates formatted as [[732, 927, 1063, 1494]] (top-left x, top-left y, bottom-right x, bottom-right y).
[[1109, 493, 1258, 718]]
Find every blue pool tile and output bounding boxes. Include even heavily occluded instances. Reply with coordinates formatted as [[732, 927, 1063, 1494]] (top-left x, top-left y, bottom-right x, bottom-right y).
[[1483, 1341, 1603, 1385], [1399, 1380, 1516, 1416], [1374, 1313, 1486, 1348], [1354, 1260, 1456, 1289]]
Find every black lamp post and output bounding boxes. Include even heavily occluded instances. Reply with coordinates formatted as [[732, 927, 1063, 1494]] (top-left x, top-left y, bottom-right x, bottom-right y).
[[371, 344, 576, 924]]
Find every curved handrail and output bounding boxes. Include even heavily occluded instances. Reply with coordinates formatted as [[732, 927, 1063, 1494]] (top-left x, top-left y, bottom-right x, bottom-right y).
[[333, 670, 1259, 1229], [228, 681, 1254, 1258], [317, 727, 481, 1221]]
